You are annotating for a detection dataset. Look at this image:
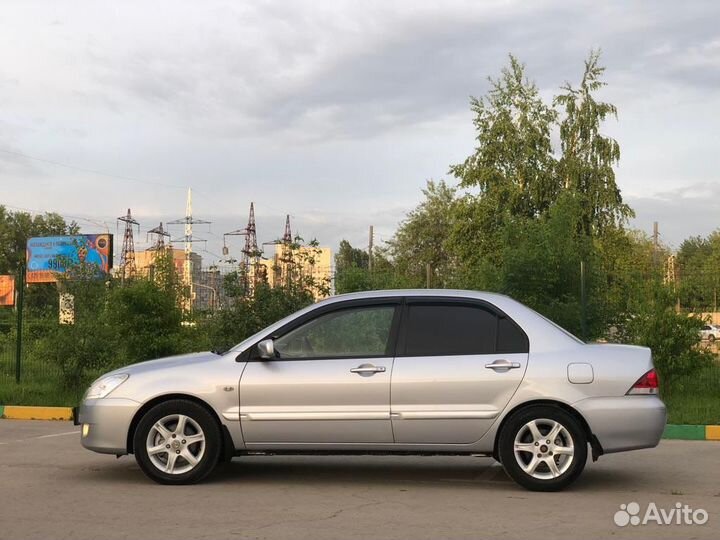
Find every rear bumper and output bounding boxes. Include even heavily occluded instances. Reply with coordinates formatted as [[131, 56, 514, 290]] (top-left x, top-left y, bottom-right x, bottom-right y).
[[77, 398, 141, 455], [574, 395, 666, 454]]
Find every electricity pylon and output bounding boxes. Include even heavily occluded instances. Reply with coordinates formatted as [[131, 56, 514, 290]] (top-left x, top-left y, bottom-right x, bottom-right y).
[[117, 208, 139, 282]]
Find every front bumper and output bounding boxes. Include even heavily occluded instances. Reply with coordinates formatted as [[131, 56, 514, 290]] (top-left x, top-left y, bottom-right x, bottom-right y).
[[77, 398, 141, 455], [574, 395, 666, 454]]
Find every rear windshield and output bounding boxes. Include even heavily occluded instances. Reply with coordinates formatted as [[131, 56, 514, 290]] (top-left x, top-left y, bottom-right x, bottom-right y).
[[530, 308, 585, 344]]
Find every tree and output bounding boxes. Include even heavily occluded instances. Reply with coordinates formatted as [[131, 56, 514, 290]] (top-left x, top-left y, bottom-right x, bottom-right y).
[[595, 228, 659, 331], [333, 242, 419, 294], [677, 232, 720, 311], [335, 240, 369, 272], [32, 276, 116, 391], [441, 51, 641, 338], [450, 55, 558, 220], [0, 206, 81, 319], [334, 263, 372, 294], [388, 180, 458, 287], [0, 206, 79, 274], [493, 193, 598, 337], [554, 50, 633, 235], [145, 246, 188, 310], [447, 55, 559, 274]]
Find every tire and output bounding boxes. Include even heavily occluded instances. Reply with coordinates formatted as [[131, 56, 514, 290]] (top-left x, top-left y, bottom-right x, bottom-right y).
[[709, 334, 715, 342], [498, 405, 587, 492], [133, 399, 222, 485]]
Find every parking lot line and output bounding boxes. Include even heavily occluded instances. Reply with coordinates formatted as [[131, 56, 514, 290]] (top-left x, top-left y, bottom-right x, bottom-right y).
[[0, 430, 78, 445]]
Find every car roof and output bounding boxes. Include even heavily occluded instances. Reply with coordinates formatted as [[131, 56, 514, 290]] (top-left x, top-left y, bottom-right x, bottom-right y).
[[322, 289, 513, 304]]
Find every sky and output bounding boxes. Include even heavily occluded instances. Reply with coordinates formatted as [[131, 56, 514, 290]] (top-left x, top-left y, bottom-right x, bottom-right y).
[[1, 0, 719, 265]]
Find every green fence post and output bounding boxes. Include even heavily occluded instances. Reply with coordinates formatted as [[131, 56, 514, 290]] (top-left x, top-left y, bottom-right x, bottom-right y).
[[580, 260, 587, 342], [15, 264, 25, 383]]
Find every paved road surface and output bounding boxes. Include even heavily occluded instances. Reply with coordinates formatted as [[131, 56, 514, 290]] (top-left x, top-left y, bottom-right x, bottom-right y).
[[1, 420, 718, 540]]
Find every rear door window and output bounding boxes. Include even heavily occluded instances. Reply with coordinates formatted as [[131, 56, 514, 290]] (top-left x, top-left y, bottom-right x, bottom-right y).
[[402, 301, 528, 356]]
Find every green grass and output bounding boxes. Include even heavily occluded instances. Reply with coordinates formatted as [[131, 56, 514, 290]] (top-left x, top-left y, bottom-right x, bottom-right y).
[[0, 379, 82, 407], [0, 344, 87, 406], [663, 363, 720, 425]]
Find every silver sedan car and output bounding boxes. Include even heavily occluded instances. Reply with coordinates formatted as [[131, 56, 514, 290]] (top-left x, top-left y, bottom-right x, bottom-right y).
[[75, 290, 666, 491]]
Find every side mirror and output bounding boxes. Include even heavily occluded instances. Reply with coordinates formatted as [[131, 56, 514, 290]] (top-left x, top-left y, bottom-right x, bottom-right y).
[[256, 338, 275, 359]]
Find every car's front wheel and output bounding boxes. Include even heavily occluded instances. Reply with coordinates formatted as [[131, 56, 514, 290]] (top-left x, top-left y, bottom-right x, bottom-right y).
[[498, 405, 587, 491], [133, 399, 221, 484]]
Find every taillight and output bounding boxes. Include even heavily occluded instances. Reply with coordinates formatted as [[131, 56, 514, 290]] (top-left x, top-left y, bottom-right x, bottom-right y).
[[627, 368, 659, 395]]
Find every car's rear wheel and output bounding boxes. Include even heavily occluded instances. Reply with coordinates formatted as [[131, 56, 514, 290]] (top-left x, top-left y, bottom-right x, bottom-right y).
[[133, 399, 221, 485], [498, 405, 587, 491], [709, 334, 716, 342]]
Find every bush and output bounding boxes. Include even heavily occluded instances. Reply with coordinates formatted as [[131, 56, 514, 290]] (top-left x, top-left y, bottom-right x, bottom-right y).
[[619, 283, 714, 395], [109, 280, 186, 363]]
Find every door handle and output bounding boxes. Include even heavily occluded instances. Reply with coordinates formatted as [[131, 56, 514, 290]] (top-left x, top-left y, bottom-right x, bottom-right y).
[[350, 364, 386, 375], [485, 359, 522, 371]]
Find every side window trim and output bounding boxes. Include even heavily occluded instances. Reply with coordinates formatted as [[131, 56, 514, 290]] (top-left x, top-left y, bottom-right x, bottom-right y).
[[397, 296, 529, 357], [246, 298, 403, 362]]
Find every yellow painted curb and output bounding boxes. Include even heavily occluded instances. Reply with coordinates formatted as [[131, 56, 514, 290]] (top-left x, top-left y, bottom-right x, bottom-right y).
[[2, 406, 73, 421], [706, 425, 720, 440]]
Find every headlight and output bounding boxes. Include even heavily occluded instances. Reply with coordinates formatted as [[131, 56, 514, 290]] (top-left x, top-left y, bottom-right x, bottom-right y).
[[85, 374, 129, 399]]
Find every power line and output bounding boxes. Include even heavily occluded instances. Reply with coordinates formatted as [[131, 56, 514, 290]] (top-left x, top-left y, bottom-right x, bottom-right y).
[[1, 202, 114, 231], [0, 147, 187, 190]]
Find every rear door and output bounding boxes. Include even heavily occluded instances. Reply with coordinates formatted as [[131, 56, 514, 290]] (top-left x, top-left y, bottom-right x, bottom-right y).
[[390, 298, 529, 444]]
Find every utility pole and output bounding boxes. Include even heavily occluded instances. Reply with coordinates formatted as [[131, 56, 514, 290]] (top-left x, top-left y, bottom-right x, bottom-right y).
[[652, 221, 659, 267], [168, 188, 211, 314], [368, 225, 374, 272], [15, 264, 24, 383], [117, 208, 139, 283], [426, 263, 432, 289]]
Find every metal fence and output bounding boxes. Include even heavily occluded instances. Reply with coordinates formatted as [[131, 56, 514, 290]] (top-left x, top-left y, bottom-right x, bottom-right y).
[[0, 317, 15, 384]]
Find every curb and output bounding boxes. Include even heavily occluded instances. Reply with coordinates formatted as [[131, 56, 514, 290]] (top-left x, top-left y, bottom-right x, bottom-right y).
[[0, 405, 73, 421], [663, 424, 720, 441]]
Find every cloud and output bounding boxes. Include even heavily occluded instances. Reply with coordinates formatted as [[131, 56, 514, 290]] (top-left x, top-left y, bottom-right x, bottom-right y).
[[68, 0, 720, 142], [627, 182, 720, 248], [0, 0, 719, 256]]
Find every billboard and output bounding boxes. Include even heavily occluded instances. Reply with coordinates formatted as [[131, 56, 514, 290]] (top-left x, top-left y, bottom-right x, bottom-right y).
[[26, 234, 113, 283], [0, 275, 14, 306]]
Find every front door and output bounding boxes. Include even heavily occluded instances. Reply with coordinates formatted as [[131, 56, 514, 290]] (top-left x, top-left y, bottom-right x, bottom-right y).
[[240, 301, 400, 445], [390, 299, 529, 444]]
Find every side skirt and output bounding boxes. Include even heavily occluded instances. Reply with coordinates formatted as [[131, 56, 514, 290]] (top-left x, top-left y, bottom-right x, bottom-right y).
[[233, 450, 495, 457]]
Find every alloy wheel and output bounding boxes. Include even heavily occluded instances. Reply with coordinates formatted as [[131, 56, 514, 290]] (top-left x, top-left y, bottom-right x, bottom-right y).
[[513, 418, 574, 480], [145, 414, 206, 475]]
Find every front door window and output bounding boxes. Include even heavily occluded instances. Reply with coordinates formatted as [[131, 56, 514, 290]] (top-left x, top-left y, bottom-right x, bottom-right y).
[[274, 305, 396, 359]]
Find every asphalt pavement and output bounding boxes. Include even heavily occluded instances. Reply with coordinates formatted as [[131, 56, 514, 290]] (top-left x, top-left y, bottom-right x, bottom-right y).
[[1, 420, 718, 540]]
